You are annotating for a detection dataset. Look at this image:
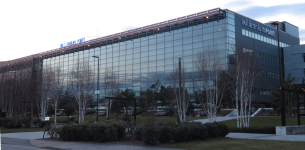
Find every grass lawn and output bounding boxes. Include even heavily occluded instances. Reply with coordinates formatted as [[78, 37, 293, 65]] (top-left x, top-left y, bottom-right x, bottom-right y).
[[48, 116, 207, 124], [162, 138, 305, 150], [49, 116, 108, 123], [0, 128, 44, 133], [220, 117, 305, 128]]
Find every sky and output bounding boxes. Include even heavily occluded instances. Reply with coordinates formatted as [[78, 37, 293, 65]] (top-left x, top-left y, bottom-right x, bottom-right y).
[[0, 0, 305, 61]]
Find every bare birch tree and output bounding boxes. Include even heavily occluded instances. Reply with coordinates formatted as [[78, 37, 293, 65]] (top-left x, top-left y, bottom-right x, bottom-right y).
[[103, 68, 117, 118], [171, 67, 189, 122], [45, 65, 65, 125], [70, 61, 94, 124], [195, 50, 226, 122], [230, 47, 258, 128]]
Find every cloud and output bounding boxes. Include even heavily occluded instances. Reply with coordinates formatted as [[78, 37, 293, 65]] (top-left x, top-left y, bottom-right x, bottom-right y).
[[237, 3, 305, 19], [122, 26, 138, 31], [225, 0, 253, 8]]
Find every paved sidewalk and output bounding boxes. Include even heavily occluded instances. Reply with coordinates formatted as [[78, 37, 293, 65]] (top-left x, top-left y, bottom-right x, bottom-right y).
[[31, 139, 180, 150], [1, 131, 48, 140], [227, 133, 305, 142], [193, 116, 236, 124], [1, 132, 180, 150]]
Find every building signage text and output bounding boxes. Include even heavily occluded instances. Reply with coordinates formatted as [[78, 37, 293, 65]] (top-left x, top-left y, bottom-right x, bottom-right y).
[[242, 19, 275, 37], [60, 38, 85, 48]]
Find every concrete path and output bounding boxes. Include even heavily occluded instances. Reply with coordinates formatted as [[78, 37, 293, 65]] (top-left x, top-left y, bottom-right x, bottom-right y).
[[227, 133, 305, 142], [1, 131, 48, 140], [1, 132, 180, 150], [193, 116, 236, 124]]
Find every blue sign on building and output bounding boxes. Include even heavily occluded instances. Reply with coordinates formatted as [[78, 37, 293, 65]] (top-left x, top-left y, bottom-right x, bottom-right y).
[[242, 19, 275, 37], [60, 38, 85, 48]]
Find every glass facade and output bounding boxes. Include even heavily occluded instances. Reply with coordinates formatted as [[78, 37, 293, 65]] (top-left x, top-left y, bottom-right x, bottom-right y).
[[42, 11, 235, 101]]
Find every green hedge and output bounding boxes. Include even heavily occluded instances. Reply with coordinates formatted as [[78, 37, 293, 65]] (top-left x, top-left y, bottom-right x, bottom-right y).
[[135, 122, 229, 145], [229, 127, 275, 134], [59, 123, 125, 142]]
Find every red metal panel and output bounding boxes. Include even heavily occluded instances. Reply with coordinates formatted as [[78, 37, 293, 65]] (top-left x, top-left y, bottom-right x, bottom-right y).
[[168, 18, 177, 26], [142, 25, 151, 32], [187, 13, 197, 21], [113, 33, 121, 38], [176, 16, 187, 23], [121, 31, 129, 36], [197, 10, 208, 19], [159, 21, 168, 27], [151, 23, 159, 30], [134, 27, 143, 33]]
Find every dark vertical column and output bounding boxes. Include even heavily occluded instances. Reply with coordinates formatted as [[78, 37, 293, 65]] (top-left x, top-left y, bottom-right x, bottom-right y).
[[297, 93, 300, 125], [134, 99, 136, 123]]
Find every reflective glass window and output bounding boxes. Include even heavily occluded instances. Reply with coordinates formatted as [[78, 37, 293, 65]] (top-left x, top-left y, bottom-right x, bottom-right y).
[[141, 51, 148, 57], [202, 26, 213, 34], [174, 45, 183, 51], [165, 41, 173, 47], [157, 42, 164, 49], [193, 29, 202, 36], [183, 31, 192, 37], [174, 33, 183, 40], [183, 37, 192, 44], [183, 43, 192, 50], [157, 48, 164, 55], [193, 41, 203, 48], [203, 33, 213, 40], [174, 39, 182, 45], [149, 50, 156, 56], [214, 24, 225, 32], [214, 31, 225, 38], [165, 35, 173, 41], [193, 35, 203, 42], [133, 52, 141, 58]]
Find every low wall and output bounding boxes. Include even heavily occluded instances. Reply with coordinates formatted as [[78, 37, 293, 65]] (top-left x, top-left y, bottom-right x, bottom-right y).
[[276, 126, 305, 135]]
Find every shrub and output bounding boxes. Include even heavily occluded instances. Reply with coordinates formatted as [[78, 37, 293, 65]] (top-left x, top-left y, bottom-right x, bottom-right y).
[[14, 121, 22, 128], [104, 126, 118, 141], [158, 125, 173, 143], [204, 123, 219, 138], [59, 123, 125, 142], [213, 122, 230, 137], [3, 121, 14, 128], [187, 123, 208, 140], [134, 126, 143, 141], [111, 123, 125, 139], [229, 127, 275, 134], [173, 125, 189, 142], [141, 126, 160, 145]]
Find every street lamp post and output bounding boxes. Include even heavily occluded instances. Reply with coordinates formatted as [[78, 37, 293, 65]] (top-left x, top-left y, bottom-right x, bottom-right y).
[[271, 22, 285, 126], [177, 55, 182, 124], [92, 56, 100, 122]]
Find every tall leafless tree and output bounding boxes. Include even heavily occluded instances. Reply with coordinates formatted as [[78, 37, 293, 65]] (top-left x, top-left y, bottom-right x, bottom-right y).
[[70, 61, 94, 124], [230, 46, 258, 128], [102, 68, 117, 118], [171, 67, 189, 122], [195, 50, 226, 122]]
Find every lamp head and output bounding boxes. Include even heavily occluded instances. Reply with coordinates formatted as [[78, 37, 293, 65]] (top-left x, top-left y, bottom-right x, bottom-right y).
[[92, 55, 99, 58], [178, 55, 183, 60]]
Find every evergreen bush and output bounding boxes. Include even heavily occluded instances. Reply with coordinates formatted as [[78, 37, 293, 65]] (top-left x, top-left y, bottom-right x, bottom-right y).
[[173, 124, 189, 142], [213, 122, 230, 137], [141, 126, 160, 145], [204, 123, 219, 138], [158, 125, 173, 143]]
